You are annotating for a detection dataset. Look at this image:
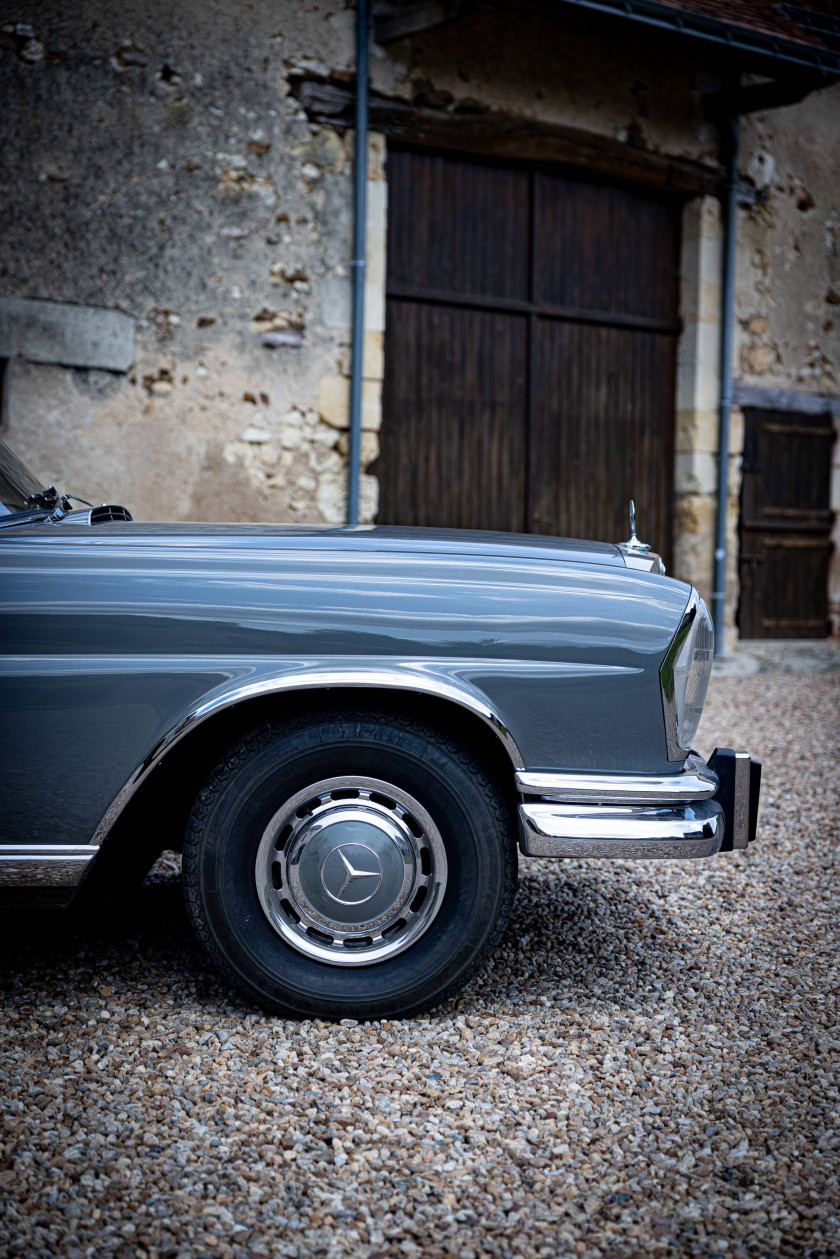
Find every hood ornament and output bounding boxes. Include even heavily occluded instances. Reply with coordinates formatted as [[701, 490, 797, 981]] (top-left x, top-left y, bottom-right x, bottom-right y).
[[623, 499, 650, 554], [618, 499, 665, 574]]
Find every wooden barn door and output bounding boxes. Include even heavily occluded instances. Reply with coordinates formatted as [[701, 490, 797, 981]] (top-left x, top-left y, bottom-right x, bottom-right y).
[[739, 408, 835, 637], [376, 147, 681, 563]]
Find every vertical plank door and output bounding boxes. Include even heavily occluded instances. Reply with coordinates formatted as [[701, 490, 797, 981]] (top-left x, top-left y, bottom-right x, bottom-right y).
[[376, 147, 681, 563], [739, 408, 835, 637]]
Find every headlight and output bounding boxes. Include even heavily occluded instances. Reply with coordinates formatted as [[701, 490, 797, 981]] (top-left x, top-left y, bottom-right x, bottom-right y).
[[660, 590, 714, 760]]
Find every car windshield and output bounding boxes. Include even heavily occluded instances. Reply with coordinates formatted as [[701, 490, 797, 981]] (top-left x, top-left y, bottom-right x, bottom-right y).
[[0, 439, 51, 515]]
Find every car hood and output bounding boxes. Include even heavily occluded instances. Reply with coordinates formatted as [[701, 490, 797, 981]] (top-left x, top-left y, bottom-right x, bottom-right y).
[[36, 520, 629, 568]]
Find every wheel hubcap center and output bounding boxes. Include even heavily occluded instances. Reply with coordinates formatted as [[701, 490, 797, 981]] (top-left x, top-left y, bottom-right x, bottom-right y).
[[254, 776, 448, 967], [292, 811, 412, 928], [320, 840, 384, 905]]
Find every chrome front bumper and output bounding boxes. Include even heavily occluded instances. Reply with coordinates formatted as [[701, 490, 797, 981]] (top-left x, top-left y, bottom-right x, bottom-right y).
[[518, 749, 760, 860]]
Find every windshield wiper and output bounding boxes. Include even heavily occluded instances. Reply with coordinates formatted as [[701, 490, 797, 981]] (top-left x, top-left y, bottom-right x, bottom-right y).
[[25, 485, 61, 511], [0, 485, 71, 529]]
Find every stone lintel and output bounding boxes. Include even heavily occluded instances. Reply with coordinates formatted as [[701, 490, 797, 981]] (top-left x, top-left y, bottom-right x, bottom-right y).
[[733, 384, 840, 417], [0, 297, 135, 372]]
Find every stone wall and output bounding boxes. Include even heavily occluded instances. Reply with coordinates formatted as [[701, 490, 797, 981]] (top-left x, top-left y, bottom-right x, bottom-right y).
[[1, 2, 837, 636], [0, 0, 381, 523], [736, 87, 840, 639]]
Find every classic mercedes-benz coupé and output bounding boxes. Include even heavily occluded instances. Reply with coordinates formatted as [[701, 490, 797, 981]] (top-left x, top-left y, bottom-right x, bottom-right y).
[[0, 441, 759, 1017]]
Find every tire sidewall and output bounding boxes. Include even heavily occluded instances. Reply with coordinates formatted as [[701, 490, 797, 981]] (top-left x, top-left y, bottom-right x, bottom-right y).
[[185, 714, 514, 1018]]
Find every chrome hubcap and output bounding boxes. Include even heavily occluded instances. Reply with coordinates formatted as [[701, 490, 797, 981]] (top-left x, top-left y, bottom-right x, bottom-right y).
[[255, 776, 448, 966]]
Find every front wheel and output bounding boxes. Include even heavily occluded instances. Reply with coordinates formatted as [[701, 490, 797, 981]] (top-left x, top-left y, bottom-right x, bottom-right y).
[[182, 709, 518, 1019]]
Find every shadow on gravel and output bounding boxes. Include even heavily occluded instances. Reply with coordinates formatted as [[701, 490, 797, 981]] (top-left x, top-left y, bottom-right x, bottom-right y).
[[474, 868, 683, 1006], [0, 865, 680, 1014], [0, 875, 214, 995]]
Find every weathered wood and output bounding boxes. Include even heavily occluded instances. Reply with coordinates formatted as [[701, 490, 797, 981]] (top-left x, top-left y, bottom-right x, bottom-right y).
[[372, 0, 469, 44], [738, 407, 834, 638], [295, 79, 724, 196], [376, 146, 681, 561], [386, 282, 681, 334], [703, 73, 830, 120]]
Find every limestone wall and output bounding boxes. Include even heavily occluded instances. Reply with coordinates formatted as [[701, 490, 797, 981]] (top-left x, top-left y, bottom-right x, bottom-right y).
[[0, 0, 380, 523], [0, 2, 837, 639]]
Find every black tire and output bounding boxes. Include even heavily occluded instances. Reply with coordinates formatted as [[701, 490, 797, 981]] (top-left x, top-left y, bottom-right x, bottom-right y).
[[182, 708, 517, 1019]]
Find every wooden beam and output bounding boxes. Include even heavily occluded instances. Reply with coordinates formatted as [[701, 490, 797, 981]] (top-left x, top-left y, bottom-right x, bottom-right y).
[[373, 1, 469, 44], [386, 282, 682, 335], [703, 73, 831, 120], [295, 79, 724, 196]]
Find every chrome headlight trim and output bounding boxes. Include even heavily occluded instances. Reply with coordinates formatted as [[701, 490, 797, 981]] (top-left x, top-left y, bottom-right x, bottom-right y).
[[660, 589, 713, 762]]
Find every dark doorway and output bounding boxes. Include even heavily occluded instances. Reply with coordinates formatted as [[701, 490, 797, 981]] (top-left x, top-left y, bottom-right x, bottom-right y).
[[375, 147, 682, 564], [738, 408, 835, 638]]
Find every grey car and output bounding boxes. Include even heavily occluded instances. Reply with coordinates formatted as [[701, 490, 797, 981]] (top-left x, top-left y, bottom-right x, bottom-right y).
[[0, 440, 759, 1018]]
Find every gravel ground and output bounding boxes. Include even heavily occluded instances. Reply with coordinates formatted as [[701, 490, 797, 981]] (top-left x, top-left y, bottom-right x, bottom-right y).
[[1, 669, 838, 1259]]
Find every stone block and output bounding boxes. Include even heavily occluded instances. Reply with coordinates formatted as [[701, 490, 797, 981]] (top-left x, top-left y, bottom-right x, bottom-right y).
[[320, 274, 352, 332], [680, 196, 722, 285], [320, 258, 385, 338], [364, 331, 384, 381], [675, 409, 718, 455], [316, 470, 347, 524], [368, 132, 386, 181], [0, 296, 135, 372], [362, 378, 382, 431], [337, 429, 380, 467], [677, 322, 721, 415], [673, 491, 717, 605], [318, 375, 382, 431], [675, 451, 718, 496], [729, 405, 745, 455], [359, 472, 379, 524], [365, 274, 386, 335], [365, 180, 388, 335], [680, 279, 722, 326], [342, 130, 387, 179], [319, 375, 350, 429], [675, 490, 716, 537], [675, 334, 701, 414]]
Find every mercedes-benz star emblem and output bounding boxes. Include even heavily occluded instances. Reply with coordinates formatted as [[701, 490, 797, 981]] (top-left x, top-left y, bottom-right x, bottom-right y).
[[321, 843, 383, 905]]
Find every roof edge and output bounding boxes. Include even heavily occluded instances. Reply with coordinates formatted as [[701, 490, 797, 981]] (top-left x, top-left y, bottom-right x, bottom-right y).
[[554, 0, 840, 77]]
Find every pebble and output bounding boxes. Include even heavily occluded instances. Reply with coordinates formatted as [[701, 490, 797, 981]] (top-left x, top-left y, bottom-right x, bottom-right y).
[[1, 670, 837, 1257]]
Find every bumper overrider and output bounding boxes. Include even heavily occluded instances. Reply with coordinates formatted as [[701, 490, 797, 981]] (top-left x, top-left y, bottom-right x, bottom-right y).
[[518, 750, 761, 860]]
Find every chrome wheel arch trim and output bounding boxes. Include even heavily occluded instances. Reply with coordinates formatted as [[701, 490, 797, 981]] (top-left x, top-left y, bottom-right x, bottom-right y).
[[88, 666, 526, 849]]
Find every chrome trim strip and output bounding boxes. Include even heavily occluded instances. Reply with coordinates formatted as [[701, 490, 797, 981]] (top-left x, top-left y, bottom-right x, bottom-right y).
[[519, 800, 724, 860], [660, 588, 698, 763], [89, 668, 526, 848], [0, 845, 96, 887], [708, 747, 753, 850], [622, 552, 665, 574], [516, 752, 717, 804], [729, 751, 752, 850]]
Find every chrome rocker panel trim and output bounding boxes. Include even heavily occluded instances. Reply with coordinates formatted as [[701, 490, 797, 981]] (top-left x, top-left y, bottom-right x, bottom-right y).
[[519, 799, 724, 860], [516, 752, 717, 805], [0, 844, 96, 887]]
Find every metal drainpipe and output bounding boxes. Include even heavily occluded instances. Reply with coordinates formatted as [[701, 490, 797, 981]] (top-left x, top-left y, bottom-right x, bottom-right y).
[[712, 103, 740, 655], [347, 0, 370, 528]]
